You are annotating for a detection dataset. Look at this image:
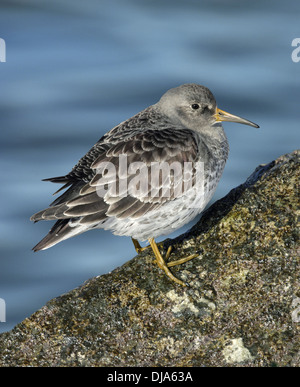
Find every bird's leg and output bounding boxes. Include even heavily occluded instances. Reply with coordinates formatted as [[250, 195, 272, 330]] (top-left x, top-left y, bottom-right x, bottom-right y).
[[148, 238, 186, 286], [131, 238, 163, 254], [131, 238, 145, 253]]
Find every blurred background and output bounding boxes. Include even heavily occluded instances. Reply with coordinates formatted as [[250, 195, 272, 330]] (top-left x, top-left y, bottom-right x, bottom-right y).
[[0, 0, 299, 332]]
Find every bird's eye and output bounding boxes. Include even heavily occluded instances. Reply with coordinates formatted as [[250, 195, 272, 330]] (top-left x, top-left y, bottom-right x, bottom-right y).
[[191, 104, 200, 110]]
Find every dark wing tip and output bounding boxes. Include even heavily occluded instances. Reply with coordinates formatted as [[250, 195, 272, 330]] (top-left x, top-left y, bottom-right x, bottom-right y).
[[42, 176, 69, 183]]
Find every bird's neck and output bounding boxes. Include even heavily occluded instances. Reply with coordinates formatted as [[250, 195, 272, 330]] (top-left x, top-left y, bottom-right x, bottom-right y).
[[199, 123, 228, 146]]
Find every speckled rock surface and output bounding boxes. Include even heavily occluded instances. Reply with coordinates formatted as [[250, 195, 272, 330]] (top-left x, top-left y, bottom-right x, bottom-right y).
[[0, 150, 299, 367]]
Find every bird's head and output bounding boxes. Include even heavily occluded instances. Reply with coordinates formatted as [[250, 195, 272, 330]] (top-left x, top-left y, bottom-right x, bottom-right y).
[[157, 83, 259, 132]]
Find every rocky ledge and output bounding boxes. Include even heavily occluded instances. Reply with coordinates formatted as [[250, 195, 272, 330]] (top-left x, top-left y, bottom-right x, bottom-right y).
[[0, 150, 299, 367]]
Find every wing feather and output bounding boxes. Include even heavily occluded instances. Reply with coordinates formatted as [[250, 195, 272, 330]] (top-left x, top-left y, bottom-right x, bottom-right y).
[[31, 127, 200, 225]]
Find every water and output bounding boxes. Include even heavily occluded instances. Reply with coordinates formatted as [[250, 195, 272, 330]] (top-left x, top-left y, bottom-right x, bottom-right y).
[[0, 0, 299, 333]]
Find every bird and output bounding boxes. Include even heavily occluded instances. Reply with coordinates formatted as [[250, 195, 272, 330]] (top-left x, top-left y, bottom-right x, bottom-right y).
[[31, 83, 259, 286]]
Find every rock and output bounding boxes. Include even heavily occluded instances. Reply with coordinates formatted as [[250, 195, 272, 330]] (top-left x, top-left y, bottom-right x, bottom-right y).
[[222, 338, 254, 364], [0, 150, 299, 367]]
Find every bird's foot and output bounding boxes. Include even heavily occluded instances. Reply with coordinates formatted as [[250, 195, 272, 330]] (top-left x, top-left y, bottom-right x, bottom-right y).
[[147, 238, 199, 286], [166, 245, 199, 267]]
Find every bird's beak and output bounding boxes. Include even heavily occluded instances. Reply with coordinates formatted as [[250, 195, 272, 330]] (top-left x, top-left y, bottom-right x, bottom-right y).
[[214, 108, 259, 128]]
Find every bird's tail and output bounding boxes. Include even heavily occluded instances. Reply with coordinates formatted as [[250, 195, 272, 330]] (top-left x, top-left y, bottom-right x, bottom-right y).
[[32, 219, 86, 252]]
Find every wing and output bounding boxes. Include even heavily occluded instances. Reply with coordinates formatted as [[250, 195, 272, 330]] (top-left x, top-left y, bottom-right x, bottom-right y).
[[31, 128, 200, 228]]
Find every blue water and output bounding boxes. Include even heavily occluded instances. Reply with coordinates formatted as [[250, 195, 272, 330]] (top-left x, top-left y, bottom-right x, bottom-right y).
[[0, 0, 299, 333]]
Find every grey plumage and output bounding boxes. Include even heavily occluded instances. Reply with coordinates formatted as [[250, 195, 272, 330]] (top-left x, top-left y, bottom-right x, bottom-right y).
[[31, 83, 258, 252]]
